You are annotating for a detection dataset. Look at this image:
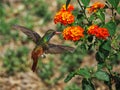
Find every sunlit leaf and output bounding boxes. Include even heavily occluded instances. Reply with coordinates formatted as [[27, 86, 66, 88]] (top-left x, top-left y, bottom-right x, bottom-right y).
[[81, 0, 90, 7], [94, 71, 109, 81], [96, 10, 105, 22], [117, 6, 120, 14], [104, 21, 117, 36], [76, 68, 91, 79], [89, 14, 95, 22], [64, 72, 76, 82], [108, 0, 120, 9]]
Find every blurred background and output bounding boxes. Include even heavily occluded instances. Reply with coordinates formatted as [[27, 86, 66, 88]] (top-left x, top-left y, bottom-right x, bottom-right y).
[[0, 0, 120, 90]]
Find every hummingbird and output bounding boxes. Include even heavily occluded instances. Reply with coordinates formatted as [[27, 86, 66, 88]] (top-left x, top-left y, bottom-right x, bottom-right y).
[[12, 25, 75, 72]]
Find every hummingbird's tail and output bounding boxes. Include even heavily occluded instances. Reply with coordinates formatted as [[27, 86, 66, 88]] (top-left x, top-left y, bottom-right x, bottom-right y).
[[31, 50, 38, 72], [31, 47, 43, 72], [32, 59, 38, 72], [31, 51, 38, 72]]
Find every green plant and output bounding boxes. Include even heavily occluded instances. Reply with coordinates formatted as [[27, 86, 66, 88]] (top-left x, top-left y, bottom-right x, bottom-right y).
[[54, 0, 120, 89], [3, 46, 29, 75], [0, 4, 20, 45], [61, 44, 87, 72], [64, 83, 81, 90], [37, 59, 55, 84], [34, 0, 52, 23]]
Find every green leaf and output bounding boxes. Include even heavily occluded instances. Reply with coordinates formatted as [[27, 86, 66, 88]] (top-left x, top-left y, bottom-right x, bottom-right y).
[[97, 63, 105, 70], [117, 6, 120, 14], [66, 0, 71, 10], [81, 0, 90, 7], [64, 72, 76, 82], [82, 79, 95, 90], [64, 83, 81, 90], [89, 14, 95, 21], [95, 51, 104, 63], [108, 0, 120, 9], [96, 10, 105, 22], [99, 40, 111, 51], [118, 52, 120, 60], [79, 44, 88, 54], [114, 75, 120, 90], [96, 40, 111, 63], [94, 71, 109, 81], [76, 68, 91, 79], [104, 21, 117, 36]]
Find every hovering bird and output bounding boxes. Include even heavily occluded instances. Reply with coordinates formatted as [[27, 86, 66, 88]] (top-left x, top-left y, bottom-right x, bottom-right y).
[[12, 25, 75, 72]]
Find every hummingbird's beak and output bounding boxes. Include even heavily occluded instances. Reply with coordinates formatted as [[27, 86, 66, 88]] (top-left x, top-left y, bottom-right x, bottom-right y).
[[55, 31, 61, 35]]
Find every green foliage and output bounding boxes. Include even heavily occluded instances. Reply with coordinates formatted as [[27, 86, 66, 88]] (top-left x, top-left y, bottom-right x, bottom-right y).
[[76, 68, 91, 79], [105, 21, 117, 36], [37, 60, 54, 84], [113, 73, 120, 90], [64, 83, 81, 90], [34, 0, 52, 22], [117, 6, 120, 14], [81, 0, 90, 7], [96, 40, 111, 63], [61, 44, 88, 73], [66, 0, 71, 9], [94, 71, 109, 81], [0, 3, 6, 17], [3, 46, 29, 75], [82, 79, 95, 90], [96, 10, 105, 22], [64, 71, 76, 83], [108, 0, 120, 9], [22, 0, 36, 4], [65, 67, 92, 83], [61, 0, 120, 86]]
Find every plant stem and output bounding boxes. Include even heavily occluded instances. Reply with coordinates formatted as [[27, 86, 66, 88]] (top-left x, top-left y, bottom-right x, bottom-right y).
[[111, 6, 115, 21], [77, 0, 90, 24]]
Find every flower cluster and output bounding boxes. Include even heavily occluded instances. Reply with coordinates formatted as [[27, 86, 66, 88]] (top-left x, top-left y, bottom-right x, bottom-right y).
[[62, 26, 84, 41], [87, 2, 105, 13], [54, 3, 109, 41], [60, 4, 74, 12], [54, 4, 75, 25], [87, 25, 99, 35], [88, 25, 109, 39]]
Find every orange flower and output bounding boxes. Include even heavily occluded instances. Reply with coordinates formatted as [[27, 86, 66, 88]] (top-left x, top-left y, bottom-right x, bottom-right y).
[[87, 2, 105, 13], [88, 25, 109, 40], [54, 4, 75, 25], [54, 11, 74, 25], [62, 26, 84, 41], [60, 4, 74, 12], [87, 25, 99, 35], [96, 28, 109, 39]]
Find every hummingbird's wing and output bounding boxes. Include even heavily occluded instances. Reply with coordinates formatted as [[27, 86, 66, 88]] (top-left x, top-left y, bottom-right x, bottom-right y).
[[45, 44, 75, 54], [12, 25, 41, 44]]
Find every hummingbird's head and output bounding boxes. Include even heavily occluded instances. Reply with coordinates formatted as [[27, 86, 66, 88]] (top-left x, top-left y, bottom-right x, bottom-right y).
[[43, 29, 61, 42], [45, 29, 55, 40], [46, 29, 56, 36]]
